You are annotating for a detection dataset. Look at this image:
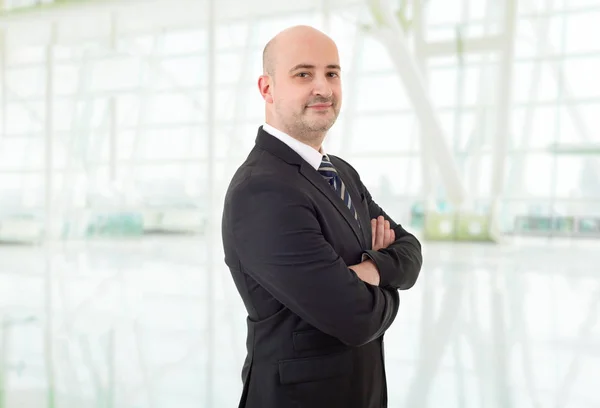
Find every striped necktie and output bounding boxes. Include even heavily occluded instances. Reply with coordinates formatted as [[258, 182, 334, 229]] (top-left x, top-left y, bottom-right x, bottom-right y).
[[318, 154, 360, 226]]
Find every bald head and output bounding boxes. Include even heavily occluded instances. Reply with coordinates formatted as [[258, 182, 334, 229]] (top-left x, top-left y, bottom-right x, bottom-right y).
[[262, 25, 337, 76], [257, 25, 342, 149], [262, 37, 276, 76]]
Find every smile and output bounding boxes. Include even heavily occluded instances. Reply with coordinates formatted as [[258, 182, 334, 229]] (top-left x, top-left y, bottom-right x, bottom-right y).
[[307, 104, 332, 110]]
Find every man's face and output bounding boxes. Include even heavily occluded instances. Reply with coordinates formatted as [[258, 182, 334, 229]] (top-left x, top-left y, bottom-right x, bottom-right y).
[[267, 37, 342, 139]]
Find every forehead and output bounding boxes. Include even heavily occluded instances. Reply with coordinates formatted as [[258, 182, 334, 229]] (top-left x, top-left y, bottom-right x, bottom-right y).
[[275, 36, 340, 70]]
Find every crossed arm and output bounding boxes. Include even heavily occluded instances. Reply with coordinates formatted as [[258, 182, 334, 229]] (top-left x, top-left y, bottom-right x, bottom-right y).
[[228, 176, 421, 346], [349, 215, 397, 286], [338, 157, 423, 290], [350, 192, 422, 290]]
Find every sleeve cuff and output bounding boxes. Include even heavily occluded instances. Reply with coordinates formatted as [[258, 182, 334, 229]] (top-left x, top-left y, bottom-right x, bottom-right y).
[[362, 250, 394, 288]]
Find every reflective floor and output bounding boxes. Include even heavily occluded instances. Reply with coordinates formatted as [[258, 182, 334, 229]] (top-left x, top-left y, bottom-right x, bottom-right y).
[[0, 236, 598, 407]]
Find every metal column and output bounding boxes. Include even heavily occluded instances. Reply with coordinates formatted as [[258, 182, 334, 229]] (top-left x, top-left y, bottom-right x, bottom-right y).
[[489, 0, 517, 234], [43, 22, 58, 408], [367, 0, 467, 206], [205, 0, 216, 406]]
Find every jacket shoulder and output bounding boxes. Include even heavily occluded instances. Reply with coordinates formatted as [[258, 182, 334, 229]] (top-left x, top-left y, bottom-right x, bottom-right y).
[[327, 154, 361, 180]]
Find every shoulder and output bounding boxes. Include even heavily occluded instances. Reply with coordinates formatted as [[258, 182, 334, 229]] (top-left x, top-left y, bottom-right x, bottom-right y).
[[227, 149, 296, 194], [225, 167, 309, 213]]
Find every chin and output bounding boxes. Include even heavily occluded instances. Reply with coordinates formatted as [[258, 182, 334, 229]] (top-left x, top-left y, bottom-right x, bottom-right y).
[[309, 122, 335, 132], [304, 116, 336, 130]]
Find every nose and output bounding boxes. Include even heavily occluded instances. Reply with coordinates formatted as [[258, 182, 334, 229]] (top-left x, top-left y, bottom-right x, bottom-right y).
[[312, 74, 333, 98]]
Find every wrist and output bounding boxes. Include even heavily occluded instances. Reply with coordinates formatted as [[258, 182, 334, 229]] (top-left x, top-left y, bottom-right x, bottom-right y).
[[364, 258, 377, 271], [363, 259, 380, 286]]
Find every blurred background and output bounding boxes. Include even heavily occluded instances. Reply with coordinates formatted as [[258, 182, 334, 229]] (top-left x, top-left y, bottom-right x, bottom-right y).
[[0, 0, 598, 407]]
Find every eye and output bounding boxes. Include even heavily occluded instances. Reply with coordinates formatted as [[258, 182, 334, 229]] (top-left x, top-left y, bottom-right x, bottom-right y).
[[296, 72, 310, 78], [328, 72, 340, 78]]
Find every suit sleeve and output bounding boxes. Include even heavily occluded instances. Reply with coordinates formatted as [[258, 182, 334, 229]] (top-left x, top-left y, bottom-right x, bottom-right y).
[[360, 184, 423, 290], [228, 176, 399, 347]]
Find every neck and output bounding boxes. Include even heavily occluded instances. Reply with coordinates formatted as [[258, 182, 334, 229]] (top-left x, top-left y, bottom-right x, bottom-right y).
[[300, 135, 324, 152], [290, 131, 324, 153], [265, 121, 324, 152]]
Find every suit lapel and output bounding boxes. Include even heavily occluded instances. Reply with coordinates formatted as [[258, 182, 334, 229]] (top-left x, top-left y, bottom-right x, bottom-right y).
[[255, 126, 365, 248], [299, 162, 364, 248], [332, 162, 371, 248]]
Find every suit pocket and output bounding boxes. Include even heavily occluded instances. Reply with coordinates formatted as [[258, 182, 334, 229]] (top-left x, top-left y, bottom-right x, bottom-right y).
[[278, 349, 353, 385], [279, 350, 353, 408]]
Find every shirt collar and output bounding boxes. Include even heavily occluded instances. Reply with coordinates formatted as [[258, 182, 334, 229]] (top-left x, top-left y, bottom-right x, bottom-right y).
[[262, 123, 324, 171]]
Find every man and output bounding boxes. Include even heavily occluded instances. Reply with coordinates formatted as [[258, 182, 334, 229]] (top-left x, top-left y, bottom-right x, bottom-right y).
[[221, 25, 422, 408]]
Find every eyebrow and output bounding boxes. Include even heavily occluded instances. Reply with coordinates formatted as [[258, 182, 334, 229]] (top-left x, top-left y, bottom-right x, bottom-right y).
[[289, 63, 341, 73]]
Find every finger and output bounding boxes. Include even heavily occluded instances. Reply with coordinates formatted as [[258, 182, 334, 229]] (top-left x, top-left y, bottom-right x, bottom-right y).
[[384, 220, 391, 246], [371, 219, 377, 248], [389, 228, 395, 245], [376, 216, 385, 248]]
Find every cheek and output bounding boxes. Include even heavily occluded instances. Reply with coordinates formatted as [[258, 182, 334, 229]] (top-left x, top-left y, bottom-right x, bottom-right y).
[[333, 85, 342, 100], [273, 97, 296, 115], [281, 96, 307, 111], [274, 86, 312, 112]]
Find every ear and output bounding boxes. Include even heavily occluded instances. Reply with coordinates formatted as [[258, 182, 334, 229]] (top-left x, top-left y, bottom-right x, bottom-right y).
[[258, 75, 274, 104]]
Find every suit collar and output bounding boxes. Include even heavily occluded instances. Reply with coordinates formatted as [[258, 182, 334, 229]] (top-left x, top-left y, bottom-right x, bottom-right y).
[[255, 126, 305, 167], [262, 123, 324, 171]]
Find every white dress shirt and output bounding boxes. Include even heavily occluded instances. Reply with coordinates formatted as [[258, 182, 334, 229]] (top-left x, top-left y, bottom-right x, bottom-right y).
[[262, 123, 324, 171]]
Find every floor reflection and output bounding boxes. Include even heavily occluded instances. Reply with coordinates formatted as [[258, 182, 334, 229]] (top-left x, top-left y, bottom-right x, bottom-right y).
[[0, 237, 598, 407]]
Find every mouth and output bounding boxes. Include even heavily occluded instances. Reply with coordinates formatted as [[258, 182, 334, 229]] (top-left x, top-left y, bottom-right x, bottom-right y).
[[306, 103, 332, 110]]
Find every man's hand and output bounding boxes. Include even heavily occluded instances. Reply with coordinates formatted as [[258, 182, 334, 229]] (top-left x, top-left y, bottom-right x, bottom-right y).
[[349, 217, 395, 286], [349, 259, 380, 286], [372, 215, 395, 251]]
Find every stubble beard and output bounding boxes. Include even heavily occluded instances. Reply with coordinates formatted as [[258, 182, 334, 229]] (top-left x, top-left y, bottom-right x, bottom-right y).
[[279, 103, 339, 146]]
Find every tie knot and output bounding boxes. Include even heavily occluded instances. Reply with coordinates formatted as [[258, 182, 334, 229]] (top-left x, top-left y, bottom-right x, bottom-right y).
[[318, 155, 337, 175]]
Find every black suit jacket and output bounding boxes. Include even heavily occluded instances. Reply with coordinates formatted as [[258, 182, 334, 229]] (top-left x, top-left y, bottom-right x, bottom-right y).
[[221, 127, 422, 408]]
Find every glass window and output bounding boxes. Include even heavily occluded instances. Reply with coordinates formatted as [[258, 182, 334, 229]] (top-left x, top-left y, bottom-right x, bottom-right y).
[[6, 67, 45, 99], [355, 74, 411, 112], [162, 28, 207, 55], [563, 57, 600, 98], [146, 93, 204, 124], [156, 56, 208, 89], [513, 62, 558, 103], [566, 11, 600, 53], [6, 102, 44, 135], [90, 57, 139, 91], [344, 114, 418, 154], [511, 106, 560, 148]]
